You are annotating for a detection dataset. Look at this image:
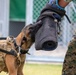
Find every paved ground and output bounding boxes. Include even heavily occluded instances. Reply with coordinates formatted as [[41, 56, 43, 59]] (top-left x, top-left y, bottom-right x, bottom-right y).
[[29, 43, 68, 58], [26, 43, 68, 63]]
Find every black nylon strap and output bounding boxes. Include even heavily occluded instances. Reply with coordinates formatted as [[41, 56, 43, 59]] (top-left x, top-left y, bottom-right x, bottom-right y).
[[37, 11, 61, 22], [13, 39, 18, 49], [0, 37, 6, 40], [20, 49, 28, 54], [0, 49, 17, 57]]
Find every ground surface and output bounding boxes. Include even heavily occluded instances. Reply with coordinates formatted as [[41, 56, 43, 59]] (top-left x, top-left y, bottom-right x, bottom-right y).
[[0, 63, 62, 75]]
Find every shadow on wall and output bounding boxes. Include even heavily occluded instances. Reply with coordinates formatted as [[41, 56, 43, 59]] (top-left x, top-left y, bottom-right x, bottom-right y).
[[9, 21, 25, 37]]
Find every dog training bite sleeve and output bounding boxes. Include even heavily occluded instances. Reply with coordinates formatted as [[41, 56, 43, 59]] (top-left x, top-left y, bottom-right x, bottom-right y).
[[35, 3, 65, 51], [35, 17, 58, 51]]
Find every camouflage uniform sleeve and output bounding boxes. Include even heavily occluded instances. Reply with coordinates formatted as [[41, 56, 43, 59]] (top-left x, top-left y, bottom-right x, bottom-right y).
[[64, 0, 72, 2], [62, 38, 76, 75]]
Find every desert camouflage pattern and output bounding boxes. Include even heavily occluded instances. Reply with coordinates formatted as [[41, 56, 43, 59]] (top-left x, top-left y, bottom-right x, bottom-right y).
[[64, 0, 72, 2], [62, 37, 76, 75], [0, 37, 16, 72]]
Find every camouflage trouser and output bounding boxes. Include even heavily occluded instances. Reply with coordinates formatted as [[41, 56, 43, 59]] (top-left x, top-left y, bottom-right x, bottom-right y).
[[64, 0, 72, 2], [62, 38, 76, 75]]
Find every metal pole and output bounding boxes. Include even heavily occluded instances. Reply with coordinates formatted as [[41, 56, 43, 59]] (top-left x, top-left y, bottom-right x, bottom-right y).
[[26, 0, 33, 25]]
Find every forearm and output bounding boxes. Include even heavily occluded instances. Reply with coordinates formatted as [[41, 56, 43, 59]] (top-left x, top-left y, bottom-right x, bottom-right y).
[[59, 0, 70, 7], [49, 0, 71, 8]]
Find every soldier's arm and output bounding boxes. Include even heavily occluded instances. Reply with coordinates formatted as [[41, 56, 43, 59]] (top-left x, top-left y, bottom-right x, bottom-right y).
[[59, 0, 71, 7]]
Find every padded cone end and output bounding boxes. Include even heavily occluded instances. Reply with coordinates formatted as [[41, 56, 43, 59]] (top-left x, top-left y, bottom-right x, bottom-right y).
[[42, 41, 58, 51]]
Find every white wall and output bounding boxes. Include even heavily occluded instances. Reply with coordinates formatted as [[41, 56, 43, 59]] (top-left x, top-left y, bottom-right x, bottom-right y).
[[0, 0, 9, 37]]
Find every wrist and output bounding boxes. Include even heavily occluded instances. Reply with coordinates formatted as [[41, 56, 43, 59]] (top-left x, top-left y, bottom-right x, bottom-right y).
[[49, 0, 64, 10]]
